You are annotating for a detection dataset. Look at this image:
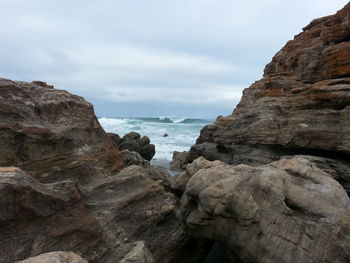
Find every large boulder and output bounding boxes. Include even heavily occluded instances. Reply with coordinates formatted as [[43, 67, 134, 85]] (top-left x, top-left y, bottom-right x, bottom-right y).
[[179, 156, 350, 263], [182, 3, 350, 167], [0, 78, 124, 183]]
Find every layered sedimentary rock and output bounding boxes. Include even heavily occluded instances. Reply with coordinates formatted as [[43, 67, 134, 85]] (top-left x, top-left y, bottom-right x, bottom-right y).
[[174, 3, 350, 263], [0, 157, 188, 263], [179, 157, 350, 263], [179, 3, 350, 166], [0, 79, 202, 263], [0, 78, 124, 183]]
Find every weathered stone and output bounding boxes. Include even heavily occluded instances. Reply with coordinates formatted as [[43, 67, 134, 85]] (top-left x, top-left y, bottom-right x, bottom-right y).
[[171, 157, 225, 196], [180, 156, 350, 263], [0, 165, 190, 263], [0, 79, 196, 263], [0, 78, 124, 183], [184, 3, 350, 167], [118, 132, 155, 161], [17, 251, 88, 263], [0, 167, 102, 263], [120, 241, 153, 263], [121, 149, 150, 167], [170, 151, 190, 171]]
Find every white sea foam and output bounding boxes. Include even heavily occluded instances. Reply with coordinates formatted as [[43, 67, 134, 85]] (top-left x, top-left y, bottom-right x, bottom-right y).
[[98, 117, 211, 161]]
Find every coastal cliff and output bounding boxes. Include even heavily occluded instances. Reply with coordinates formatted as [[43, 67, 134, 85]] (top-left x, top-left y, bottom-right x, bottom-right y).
[[181, 2, 350, 166], [173, 3, 350, 263]]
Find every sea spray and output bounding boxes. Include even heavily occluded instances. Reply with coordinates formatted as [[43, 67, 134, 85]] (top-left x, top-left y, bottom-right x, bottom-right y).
[[99, 117, 212, 163]]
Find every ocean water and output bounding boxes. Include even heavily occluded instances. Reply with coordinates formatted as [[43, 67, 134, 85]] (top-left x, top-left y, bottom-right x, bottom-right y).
[[99, 117, 212, 165]]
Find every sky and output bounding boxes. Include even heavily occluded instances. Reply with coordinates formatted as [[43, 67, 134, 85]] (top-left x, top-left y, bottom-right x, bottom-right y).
[[0, 0, 348, 118]]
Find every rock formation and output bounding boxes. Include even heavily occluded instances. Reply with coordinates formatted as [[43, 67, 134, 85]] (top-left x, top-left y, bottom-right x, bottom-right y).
[[170, 151, 190, 171], [0, 79, 205, 263], [117, 132, 156, 161], [179, 157, 350, 263], [1, 3, 350, 263], [173, 3, 350, 263], [174, 3, 350, 167], [0, 79, 124, 183]]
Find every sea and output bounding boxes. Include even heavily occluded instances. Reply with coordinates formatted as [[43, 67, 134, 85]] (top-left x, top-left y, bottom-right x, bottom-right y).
[[99, 117, 212, 168]]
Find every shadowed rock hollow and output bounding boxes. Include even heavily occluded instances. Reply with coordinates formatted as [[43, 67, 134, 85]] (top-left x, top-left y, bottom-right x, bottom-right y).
[[176, 157, 350, 263]]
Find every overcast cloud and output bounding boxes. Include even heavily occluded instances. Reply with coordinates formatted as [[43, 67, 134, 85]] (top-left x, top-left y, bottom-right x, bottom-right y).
[[0, 0, 348, 118]]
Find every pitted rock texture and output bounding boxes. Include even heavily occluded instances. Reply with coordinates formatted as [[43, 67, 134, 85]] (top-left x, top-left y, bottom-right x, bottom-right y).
[[185, 3, 350, 166], [180, 156, 350, 263], [0, 165, 190, 263], [0, 78, 124, 183], [0, 167, 102, 263]]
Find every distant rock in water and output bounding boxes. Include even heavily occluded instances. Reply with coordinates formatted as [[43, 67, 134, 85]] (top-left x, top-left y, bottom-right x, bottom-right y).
[[116, 131, 156, 161], [163, 133, 169, 137]]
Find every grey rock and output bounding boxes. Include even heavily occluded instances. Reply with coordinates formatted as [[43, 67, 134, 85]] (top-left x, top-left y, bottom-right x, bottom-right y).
[[180, 156, 350, 263], [119, 132, 156, 161], [121, 149, 150, 168]]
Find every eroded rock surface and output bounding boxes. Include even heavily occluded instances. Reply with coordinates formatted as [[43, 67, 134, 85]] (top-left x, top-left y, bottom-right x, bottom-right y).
[[0, 80, 194, 263], [183, 3, 350, 167], [180, 156, 350, 263], [0, 78, 124, 183], [0, 164, 189, 263]]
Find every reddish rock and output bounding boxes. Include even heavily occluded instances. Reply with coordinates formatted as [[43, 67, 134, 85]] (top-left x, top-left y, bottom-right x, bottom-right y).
[[264, 3, 350, 83], [0, 78, 124, 183], [0, 80, 204, 263], [185, 3, 350, 168]]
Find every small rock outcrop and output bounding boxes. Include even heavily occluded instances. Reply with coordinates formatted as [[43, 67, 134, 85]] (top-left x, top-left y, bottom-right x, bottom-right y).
[[118, 132, 155, 161], [121, 149, 150, 167], [17, 251, 88, 263], [180, 3, 350, 167], [180, 156, 350, 263], [170, 151, 190, 171]]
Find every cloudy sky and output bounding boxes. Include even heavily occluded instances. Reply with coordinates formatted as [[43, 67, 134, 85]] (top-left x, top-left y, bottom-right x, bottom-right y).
[[0, 1, 348, 118]]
